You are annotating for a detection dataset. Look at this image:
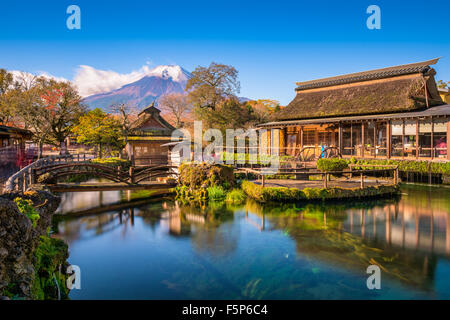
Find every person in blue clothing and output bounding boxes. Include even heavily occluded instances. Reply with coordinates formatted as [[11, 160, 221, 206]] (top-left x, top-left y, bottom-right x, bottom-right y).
[[320, 144, 328, 158]]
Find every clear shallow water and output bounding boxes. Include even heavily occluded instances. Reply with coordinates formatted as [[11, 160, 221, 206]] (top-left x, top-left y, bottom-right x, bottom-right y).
[[53, 184, 450, 300]]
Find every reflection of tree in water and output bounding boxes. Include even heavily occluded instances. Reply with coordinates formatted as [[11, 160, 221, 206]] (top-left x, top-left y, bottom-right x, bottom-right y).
[[244, 197, 441, 292]]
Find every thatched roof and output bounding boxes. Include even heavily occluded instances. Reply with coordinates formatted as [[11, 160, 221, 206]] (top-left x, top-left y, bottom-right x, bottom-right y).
[[274, 59, 444, 121]]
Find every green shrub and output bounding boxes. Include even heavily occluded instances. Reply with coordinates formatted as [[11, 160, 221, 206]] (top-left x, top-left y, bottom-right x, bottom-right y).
[[179, 163, 235, 189], [317, 158, 349, 172], [226, 188, 247, 204], [207, 185, 227, 201], [14, 197, 40, 228], [91, 157, 131, 169]]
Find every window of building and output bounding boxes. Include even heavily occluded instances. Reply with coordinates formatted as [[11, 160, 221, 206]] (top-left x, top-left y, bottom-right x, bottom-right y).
[[433, 119, 447, 158], [303, 130, 315, 146], [403, 120, 417, 158], [376, 122, 387, 157], [419, 120, 431, 158], [391, 121, 403, 157], [342, 125, 352, 156]]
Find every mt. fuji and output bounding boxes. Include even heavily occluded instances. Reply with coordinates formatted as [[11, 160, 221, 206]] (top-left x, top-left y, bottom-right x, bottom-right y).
[[83, 65, 190, 111]]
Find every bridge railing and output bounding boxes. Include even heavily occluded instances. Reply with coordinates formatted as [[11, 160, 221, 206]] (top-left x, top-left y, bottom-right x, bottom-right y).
[[4, 154, 91, 193]]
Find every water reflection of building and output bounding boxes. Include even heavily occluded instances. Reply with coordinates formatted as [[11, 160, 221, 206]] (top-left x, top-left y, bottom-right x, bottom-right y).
[[243, 187, 449, 290], [343, 197, 450, 256]]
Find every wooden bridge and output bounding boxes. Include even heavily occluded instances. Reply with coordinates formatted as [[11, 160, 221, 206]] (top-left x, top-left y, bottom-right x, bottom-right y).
[[4, 154, 178, 193]]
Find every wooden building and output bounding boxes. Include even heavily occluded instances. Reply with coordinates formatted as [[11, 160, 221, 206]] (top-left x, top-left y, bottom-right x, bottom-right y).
[[126, 103, 175, 166], [259, 58, 450, 161], [0, 125, 34, 166]]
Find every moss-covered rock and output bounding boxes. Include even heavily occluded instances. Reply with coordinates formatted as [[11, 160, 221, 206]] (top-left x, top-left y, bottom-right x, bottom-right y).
[[0, 189, 69, 300], [179, 163, 235, 189]]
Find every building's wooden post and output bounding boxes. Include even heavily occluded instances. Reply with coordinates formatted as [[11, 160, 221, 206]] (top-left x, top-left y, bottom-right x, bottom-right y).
[[129, 167, 134, 184], [282, 127, 287, 155], [361, 121, 365, 158], [338, 122, 343, 155], [386, 120, 391, 159], [416, 119, 419, 159], [430, 117, 434, 159], [447, 120, 450, 161], [402, 119, 405, 159], [300, 126, 304, 148], [394, 167, 398, 184], [350, 123, 353, 156], [373, 122, 377, 158], [130, 145, 135, 166]]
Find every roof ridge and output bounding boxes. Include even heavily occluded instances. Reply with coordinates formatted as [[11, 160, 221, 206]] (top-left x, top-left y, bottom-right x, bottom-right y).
[[295, 58, 440, 91]]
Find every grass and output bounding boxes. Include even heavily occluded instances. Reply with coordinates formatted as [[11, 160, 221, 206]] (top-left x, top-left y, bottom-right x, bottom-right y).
[[207, 185, 227, 201], [226, 188, 247, 204]]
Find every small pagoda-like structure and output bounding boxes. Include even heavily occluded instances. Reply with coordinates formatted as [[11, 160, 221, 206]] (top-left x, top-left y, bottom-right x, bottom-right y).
[[126, 103, 175, 166]]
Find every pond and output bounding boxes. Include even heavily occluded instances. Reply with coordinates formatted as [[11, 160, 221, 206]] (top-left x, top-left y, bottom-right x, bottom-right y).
[[53, 184, 450, 300]]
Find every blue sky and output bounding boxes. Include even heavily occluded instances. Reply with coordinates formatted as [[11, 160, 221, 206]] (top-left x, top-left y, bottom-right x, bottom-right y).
[[1, 0, 449, 105]]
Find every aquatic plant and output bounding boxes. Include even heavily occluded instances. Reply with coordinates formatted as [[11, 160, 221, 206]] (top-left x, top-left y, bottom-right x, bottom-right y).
[[225, 189, 246, 204], [14, 197, 40, 228], [207, 186, 227, 201]]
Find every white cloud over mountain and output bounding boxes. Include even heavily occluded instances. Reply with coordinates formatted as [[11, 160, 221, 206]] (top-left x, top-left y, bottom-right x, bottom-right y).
[[73, 64, 189, 97], [73, 65, 153, 97], [9, 63, 190, 99]]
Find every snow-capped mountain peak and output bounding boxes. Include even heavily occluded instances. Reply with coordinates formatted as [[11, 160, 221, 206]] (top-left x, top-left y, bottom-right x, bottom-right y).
[[146, 65, 189, 82]]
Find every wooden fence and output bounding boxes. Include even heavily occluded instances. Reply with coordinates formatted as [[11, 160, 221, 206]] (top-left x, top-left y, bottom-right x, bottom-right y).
[[237, 164, 399, 189]]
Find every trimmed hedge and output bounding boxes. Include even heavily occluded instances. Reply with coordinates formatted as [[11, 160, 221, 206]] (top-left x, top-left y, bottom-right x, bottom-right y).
[[349, 158, 450, 175], [317, 158, 349, 172], [241, 180, 399, 203]]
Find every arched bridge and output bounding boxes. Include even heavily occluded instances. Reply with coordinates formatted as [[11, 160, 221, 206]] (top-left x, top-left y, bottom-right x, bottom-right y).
[[4, 154, 178, 193]]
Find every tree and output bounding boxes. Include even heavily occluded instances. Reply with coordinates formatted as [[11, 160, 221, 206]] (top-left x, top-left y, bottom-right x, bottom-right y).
[[110, 103, 138, 158], [158, 93, 191, 128], [0, 69, 16, 125], [437, 80, 449, 89], [246, 99, 280, 125], [186, 62, 240, 111], [12, 74, 53, 158], [195, 97, 253, 132], [72, 109, 123, 158], [39, 79, 87, 154], [12, 75, 86, 156]]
